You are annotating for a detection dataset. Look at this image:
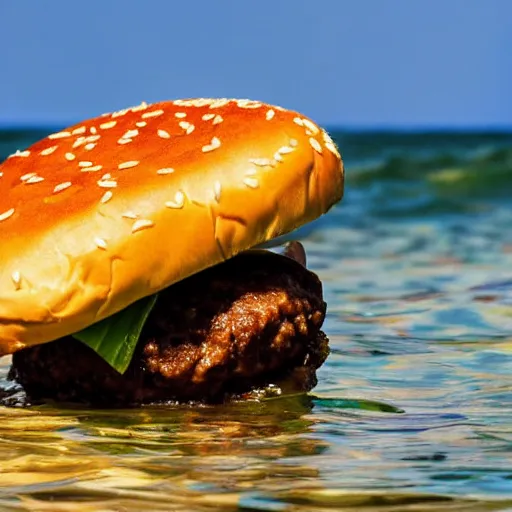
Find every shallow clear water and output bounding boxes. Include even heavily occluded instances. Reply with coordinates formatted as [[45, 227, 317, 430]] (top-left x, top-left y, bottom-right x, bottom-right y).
[[1, 128, 512, 511]]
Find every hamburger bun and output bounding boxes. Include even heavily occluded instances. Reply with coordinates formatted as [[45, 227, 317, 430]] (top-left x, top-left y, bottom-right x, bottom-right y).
[[0, 98, 343, 355]]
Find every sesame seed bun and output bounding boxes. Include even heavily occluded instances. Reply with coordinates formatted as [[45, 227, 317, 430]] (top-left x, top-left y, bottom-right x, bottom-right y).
[[0, 98, 344, 355]]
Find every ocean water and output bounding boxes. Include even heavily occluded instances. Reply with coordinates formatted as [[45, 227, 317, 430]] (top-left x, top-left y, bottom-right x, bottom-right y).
[[1, 127, 512, 511]]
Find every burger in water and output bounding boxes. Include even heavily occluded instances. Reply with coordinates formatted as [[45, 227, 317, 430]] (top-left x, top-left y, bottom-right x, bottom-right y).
[[0, 98, 344, 407]]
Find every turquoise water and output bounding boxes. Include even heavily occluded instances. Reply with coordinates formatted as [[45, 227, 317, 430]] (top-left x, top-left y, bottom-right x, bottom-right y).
[[1, 128, 512, 510]]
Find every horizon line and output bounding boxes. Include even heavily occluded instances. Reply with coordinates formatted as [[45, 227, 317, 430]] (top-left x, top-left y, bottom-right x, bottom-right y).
[[1, 121, 512, 134]]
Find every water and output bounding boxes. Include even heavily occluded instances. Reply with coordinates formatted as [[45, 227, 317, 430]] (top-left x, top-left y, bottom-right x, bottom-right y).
[[2, 127, 512, 511]]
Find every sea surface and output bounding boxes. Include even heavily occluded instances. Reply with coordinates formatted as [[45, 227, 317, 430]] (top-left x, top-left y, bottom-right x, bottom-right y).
[[1, 127, 512, 511]]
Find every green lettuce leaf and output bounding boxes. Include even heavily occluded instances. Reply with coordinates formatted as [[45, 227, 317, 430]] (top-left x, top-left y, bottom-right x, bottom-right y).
[[72, 294, 159, 374]]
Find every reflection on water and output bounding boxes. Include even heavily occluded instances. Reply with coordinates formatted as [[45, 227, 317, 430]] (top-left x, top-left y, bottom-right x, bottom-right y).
[[2, 129, 512, 510]]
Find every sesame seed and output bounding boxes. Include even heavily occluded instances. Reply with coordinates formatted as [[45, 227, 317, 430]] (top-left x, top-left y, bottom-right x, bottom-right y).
[[79, 161, 93, 168], [72, 137, 86, 149], [101, 173, 112, 180], [118, 160, 139, 170], [65, 152, 76, 161], [293, 117, 304, 127], [40, 145, 58, 156], [165, 190, 185, 209], [136, 121, 147, 128], [213, 180, 221, 202], [48, 131, 71, 140], [82, 165, 103, 172], [112, 108, 129, 118], [132, 219, 154, 233], [249, 158, 273, 167], [118, 138, 132, 145], [278, 146, 294, 155], [212, 115, 223, 125], [20, 172, 37, 181], [0, 208, 15, 222], [53, 182, 72, 193], [26, 175, 45, 184], [97, 180, 117, 188], [202, 113, 215, 121], [0, 172, 3, 177], [158, 129, 171, 139], [237, 99, 262, 109], [11, 271, 21, 290], [202, 136, 221, 153], [309, 137, 323, 154], [72, 126, 86, 135], [90, 126, 98, 135], [302, 118, 319, 135], [100, 190, 113, 203], [122, 211, 138, 219], [325, 141, 340, 158], [84, 143, 96, 151], [322, 131, 333, 144], [289, 138, 298, 147], [95, 237, 108, 250], [322, 131, 340, 158], [175, 112, 187, 118], [100, 120, 117, 130], [266, 109, 275, 121], [141, 109, 164, 119], [157, 168, 175, 175], [273, 152, 284, 163], [174, 98, 212, 107], [243, 177, 259, 189], [178, 121, 191, 131], [122, 129, 139, 139], [131, 101, 148, 112], [10, 150, 30, 158], [209, 99, 230, 109]]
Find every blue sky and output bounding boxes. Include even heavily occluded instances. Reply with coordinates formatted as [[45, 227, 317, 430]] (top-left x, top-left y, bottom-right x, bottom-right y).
[[0, 0, 510, 128]]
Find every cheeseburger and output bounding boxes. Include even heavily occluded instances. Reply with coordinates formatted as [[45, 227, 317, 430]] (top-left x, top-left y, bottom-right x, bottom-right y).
[[0, 98, 344, 407]]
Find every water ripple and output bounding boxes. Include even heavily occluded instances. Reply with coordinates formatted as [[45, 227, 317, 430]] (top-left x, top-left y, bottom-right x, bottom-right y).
[[1, 130, 512, 509]]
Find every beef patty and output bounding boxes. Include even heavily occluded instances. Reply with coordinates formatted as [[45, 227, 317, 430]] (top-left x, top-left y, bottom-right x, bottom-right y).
[[9, 251, 329, 407]]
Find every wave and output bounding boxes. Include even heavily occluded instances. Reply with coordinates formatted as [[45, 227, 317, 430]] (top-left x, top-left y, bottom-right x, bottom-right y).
[[327, 130, 512, 217], [2, 128, 512, 218]]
